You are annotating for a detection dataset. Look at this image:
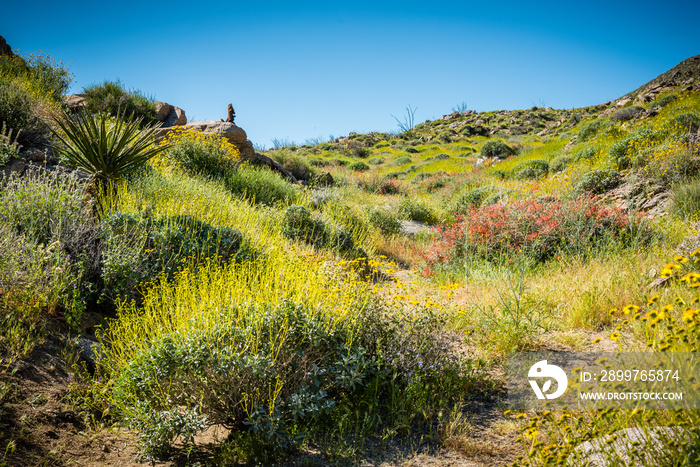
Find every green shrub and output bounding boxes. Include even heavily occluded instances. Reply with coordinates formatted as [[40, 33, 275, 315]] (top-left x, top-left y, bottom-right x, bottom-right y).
[[282, 205, 355, 253], [577, 120, 604, 142], [432, 153, 450, 161], [512, 160, 549, 179], [575, 169, 621, 194], [667, 112, 700, 134], [611, 106, 644, 122], [156, 128, 239, 178], [224, 165, 297, 206], [405, 147, 419, 153], [368, 208, 402, 235], [349, 161, 370, 171], [101, 212, 250, 302], [0, 122, 22, 165], [368, 157, 384, 165], [574, 146, 599, 162], [480, 140, 515, 158], [608, 129, 664, 170], [0, 78, 49, 147], [450, 186, 490, 214], [650, 94, 677, 109], [397, 197, 437, 224], [550, 155, 572, 173], [270, 151, 315, 181], [393, 155, 412, 166], [82, 80, 158, 125]]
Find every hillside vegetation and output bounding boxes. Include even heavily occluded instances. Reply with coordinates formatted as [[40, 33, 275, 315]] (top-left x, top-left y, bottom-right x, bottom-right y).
[[1, 45, 700, 466]]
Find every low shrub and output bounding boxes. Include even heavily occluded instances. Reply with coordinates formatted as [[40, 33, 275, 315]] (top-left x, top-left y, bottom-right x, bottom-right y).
[[650, 93, 677, 109], [670, 178, 700, 220], [480, 140, 515, 158], [574, 169, 621, 194], [405, 147, 419, 153], [574, 146, 599, 163], [414, 171, 451, 193], [101, 212, 251, 302], [550, 155, 572, 173], [608, 128, 665, 170], [368, 208, 402, 235], [397, 197, 437, 224], [368, 157, 384, 165], [449, 186, 490, 214], [157, 127, 240, 177], [349, 161, 370, 171], [512, 159, 549, 179], [356, 173, 406, 194], [393, 155, 412, 166], [82, 80, 158, 125], [611, 106, 644, 122], [270, 151, 315, 181], [577, 120, 604, 142], [667, 112, 700, 134], [224, 165, 297, 206], [282, 205, 355, 253], [0, 78, 49, 148]]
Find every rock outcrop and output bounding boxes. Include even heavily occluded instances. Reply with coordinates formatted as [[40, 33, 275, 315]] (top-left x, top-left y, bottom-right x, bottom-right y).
[[153, 101, 186, 127], [0, 35, 14, 57]]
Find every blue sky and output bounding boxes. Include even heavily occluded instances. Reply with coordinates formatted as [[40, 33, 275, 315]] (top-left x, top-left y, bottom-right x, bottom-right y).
[[3, 1, 699, 149]]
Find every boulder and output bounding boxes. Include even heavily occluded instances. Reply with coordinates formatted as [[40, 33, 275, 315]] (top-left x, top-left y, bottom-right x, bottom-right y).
[[616, 98, 632, 107], [183, 120, 248, 145], [164, 106, 186, 127], [0, 35, 13, 57], [153, 101, 172, 120], [63, 94, 87, 110]]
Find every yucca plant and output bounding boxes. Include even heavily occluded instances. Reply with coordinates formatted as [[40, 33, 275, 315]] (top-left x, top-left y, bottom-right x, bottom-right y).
[[52, 109, 168, 187]]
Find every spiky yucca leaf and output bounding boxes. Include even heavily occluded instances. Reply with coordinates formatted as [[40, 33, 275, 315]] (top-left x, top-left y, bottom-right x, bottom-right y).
[[52, 109, 168, 183]]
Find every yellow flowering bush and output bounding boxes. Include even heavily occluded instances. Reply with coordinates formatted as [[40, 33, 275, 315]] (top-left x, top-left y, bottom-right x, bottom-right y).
[[155, 127, 240, 177]]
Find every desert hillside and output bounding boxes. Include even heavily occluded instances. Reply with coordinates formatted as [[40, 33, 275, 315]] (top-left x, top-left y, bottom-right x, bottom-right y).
[[1, 35, 700, 466]]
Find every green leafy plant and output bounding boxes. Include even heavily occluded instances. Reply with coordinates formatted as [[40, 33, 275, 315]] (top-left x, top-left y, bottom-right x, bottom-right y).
[[52, 109, 168, 187], [0, 122, 21, 166], [391, 105, 418, 136], [82, 80, 158, 125], [480, 140, 515, 159]]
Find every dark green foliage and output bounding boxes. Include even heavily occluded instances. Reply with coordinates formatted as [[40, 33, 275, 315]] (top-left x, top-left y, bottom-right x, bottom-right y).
[[609, 129, 664, 170], [668, 112, 700, 134], [450, 186, 490, 214], [650, 94, 677, 109], [224, 166, 297, 206], [82, 80, 158, 125], [308, 158, 327, 167], [398, 198, 437, 224], [611, 106, 644, 122], [577, 120, 605, 142], [368, 208, 402, 235], [393, 155, 412, 166], [550, 155, 572, 173], [512, 160, 549, 179], [574, 146, 599, 162], [0, 79, 49, 147], [405, 147, 419, 153], [52, 109, 167, 184], [432, 153, 450, 161], [349, 161, 370, 171], [101, 212, 250, 302], [282, 205, 355, 253], [480, 140, 515, 158], [575, 169, 621, 194], [270, 152, 314, 181]]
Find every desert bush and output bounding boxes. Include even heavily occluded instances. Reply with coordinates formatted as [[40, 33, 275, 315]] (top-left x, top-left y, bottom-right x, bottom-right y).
[[480, 140, 515, 158], [368, 157, 384, 165], [608, 128, 665, 170], [349, 161, 370, 171], [270, 151, 315, 181], [101, 211, 250, 302], [397, 197, 437, 224], [512, 159, 549, 179], [611, 106, 644, 122], [368, 208, 402, 235], [667, 112, 700, 134], [574, 146, 599, 163], [405, 147, 419, 153], [550, 155, 572, 173], [356, 173, 406, 194], [449, 186, 490, 214], [393, 155, 412, 166], [224, 165, 297, 206], [432, 153, 451, 161], [420, 196, 645, 267], [670, 179, 700, 220], [0, 122, 22, 165], [574, 169, 621, 194], [0, 171, 100, 333], [0, 78, 50, 147], [577, 119, 605, 142], [650, 93, 677, 109], [156, 127, 239, 177], [282, 205, 355, 253], [414, 171, 451, 193], [82, 80, 158, 125]]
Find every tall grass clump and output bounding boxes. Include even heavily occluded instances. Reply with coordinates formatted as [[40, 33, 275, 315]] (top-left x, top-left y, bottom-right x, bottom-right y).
[[224, 164, 298, 206]]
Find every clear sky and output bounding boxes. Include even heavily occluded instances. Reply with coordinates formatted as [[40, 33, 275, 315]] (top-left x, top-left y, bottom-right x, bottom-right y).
[[2, 1, 699, 149]]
